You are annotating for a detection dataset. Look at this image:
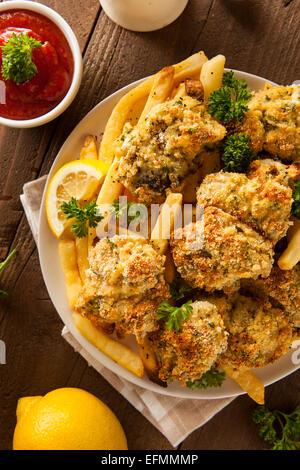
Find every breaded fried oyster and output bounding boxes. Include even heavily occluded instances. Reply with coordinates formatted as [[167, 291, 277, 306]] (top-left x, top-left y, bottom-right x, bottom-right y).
[[197, 159, 299, 244], [240, 84, 300, 162], [116, 96, 226, 204], [75, 234, 169, 342], [170, 207, 273, 292], [151, 300, 228, 384], [243, 265, 300, 328], [218, 295, 293, 370]]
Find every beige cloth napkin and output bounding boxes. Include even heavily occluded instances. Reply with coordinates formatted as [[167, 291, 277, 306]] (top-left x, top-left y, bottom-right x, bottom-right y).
[[20, 176, 234, 447]]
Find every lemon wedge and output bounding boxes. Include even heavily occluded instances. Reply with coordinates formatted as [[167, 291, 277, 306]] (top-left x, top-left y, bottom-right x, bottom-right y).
[[46, 159, 109, 238]]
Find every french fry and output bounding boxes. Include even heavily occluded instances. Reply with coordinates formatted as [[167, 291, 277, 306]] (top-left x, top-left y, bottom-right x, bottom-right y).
[[173, 51, 208, 85], [164, 247, 176, 283], [138, 338, 166, 387], [58, 240, 82, 310], [75, 237, 89, 282], [222, 365, 265, 405], [200, 54, 226, 101], [72, 312, 144, 378], [151, 193, 183, 255], [182, 168, 203, 203], [99, 52, 208, 164], [88, 157, 123, 250], [172, 82, 186, 99], [80, 135, 98, 160], [278, 217, 300, 270], [138, 66, 175, 125]]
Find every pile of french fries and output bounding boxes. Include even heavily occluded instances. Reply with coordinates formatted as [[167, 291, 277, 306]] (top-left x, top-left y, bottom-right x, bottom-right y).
[[56, 51, 299, 405]]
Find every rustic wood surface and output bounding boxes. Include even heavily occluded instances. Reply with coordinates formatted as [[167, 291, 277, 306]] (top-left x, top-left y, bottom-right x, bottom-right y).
[[0, 0, 299, 450]]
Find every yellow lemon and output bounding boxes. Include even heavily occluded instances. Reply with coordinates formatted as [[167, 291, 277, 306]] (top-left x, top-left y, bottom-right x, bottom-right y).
[[13, 388, 127, 450], [46, 159, 109, 238]]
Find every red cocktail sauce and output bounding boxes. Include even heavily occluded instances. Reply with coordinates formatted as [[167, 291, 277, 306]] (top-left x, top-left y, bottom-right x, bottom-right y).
[[0, 10, 74, 120]]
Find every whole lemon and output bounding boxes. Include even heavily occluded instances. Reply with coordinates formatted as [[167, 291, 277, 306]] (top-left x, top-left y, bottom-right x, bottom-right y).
[[13, 388, 127, 450]]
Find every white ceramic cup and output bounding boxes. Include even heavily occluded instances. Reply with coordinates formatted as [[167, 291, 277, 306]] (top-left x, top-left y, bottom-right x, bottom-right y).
[[100, 0, 189, 32], [0, 1, 82, 128]]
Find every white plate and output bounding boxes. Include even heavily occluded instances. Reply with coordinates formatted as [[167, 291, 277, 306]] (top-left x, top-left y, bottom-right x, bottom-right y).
[[38, 70, 299, 399]]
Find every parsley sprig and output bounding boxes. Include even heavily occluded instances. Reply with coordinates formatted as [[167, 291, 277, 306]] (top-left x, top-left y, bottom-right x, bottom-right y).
[[157, 299, 193, 331], [208, 71, 251, 124], [61, 198, 103, 238], [186, 367, 226, 389], [0, 248, 17, 297], [292, 179, 300, 219], [252, 405, 300, 450], [1, 33, 42, 84], [222, 133, 256, 173]]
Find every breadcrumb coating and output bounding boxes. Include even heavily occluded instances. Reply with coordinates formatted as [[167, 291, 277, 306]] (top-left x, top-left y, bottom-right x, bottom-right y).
[[151, 300, 228, 384], [170, 207, 274, 292], [116, 96, 226, 204], [75, 235, 169, 342]]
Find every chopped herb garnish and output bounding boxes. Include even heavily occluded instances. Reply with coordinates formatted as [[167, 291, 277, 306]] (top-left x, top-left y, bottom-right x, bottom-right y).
[[106, 239, 117, 250], [186, 367, 226, 389], [208, 70, 251, 124], [1, 32, 42, 84], [61, 198, 103, 238], [157, 299, 193, 331]]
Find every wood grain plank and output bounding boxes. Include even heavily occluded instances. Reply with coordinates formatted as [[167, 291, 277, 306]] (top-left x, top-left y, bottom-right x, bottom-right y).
[[181, 370, 300, 450], [191, 0, 300, 83]]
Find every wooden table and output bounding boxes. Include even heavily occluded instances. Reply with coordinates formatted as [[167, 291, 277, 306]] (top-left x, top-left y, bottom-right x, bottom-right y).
[[0, 0, 299, 450]]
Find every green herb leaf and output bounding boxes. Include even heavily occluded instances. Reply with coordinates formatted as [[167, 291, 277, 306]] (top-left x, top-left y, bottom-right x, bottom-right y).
[[0, 248, 17, 297], [186, 367, 226, 389], [1, 32, 42, 84], [61, 198, 103, 238], [157, 299, 193, 331], [169, 280, 192, 301], [252, 405, 300, 450], [292, 179, 300, 219], [208, 71, 251, 124], [221, 133, 256, 173]]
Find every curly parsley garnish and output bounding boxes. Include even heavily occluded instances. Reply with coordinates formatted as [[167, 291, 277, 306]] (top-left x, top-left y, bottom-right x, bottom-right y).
[[0, 248, 17, 297], [186, 367, 226, 389], [252, 405, 300, 450], [61, 198, 103, 238], [208, 70, 251, 124], [222, 133, 256, 173], [1, 33, 42, 84], [157, 299, 193, 331], [292, 179, 300, 219]]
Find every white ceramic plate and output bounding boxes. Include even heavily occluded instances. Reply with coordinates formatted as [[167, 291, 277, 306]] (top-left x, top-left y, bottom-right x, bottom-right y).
[[38, 70, 299, 399]]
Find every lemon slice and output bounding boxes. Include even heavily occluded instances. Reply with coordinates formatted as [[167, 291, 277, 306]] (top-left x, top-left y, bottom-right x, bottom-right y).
[[46, 159, 109, 238]]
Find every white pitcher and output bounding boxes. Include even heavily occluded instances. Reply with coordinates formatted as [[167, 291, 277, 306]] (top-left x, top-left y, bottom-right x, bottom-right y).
[[100, 0, 189, 32]]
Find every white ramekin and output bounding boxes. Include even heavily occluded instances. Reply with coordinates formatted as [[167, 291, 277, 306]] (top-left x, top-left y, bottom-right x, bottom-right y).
[[100, 0, 189, 32], [0, 1, 82, 128]]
